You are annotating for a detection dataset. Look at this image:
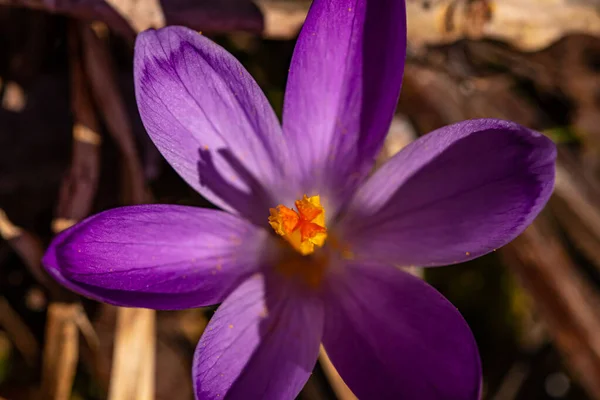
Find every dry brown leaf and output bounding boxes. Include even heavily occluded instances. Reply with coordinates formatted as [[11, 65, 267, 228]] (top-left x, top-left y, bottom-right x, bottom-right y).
[[0, 0, 264, 39]]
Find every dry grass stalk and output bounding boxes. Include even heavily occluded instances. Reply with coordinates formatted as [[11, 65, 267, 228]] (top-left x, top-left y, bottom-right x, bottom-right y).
[[41, 303, 80, 400], [0, 297, 38, 365], [74, 309, 101, 358], [308, 116, 421, 398], [318, 346, 357, 400], [108, 307, 156, 400]]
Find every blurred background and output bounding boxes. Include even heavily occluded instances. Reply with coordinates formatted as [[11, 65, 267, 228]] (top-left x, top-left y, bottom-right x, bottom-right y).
[[0, 0, 599, 399]]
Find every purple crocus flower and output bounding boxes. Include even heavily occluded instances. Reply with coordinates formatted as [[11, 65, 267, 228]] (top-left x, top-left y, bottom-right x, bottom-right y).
[[43, 0, 556, 398]]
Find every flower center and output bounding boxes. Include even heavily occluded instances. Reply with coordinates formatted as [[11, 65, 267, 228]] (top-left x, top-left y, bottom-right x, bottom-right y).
[[268, 195, 327, 256]]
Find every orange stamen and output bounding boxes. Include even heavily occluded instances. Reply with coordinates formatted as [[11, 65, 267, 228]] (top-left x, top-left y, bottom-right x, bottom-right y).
[[268, 195, 327, 255]]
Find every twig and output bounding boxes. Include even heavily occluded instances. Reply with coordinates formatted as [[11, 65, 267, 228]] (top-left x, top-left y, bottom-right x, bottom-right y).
[[0, 209, 64, 298], [53, 23, 102, 233], [0, 297, 38, 366], [490, 362, 531, 400], [79, 22, 151, 205]]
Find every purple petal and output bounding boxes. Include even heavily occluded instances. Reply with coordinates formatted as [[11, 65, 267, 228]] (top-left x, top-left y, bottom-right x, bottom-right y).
[[323, 263, 481, 399], [193, 274, 323, 400], [43, 205, 267, 309], [282, 0, 406, 207], [339, 119, 556, 266], [134, 27, 287, 226]]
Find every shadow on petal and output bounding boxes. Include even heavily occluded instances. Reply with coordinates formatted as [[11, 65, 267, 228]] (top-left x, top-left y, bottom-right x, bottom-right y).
[[197, 148, 277, 227]]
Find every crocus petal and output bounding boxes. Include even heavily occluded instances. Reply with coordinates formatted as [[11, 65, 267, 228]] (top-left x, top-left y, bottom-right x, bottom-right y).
[[339, 119, 556, 266], [134, 27, 287, 226], [282, 0, 406, 207], [323, 263, 481, 399], [43, 205, 267, 309], [193, 274, 323, 400]]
